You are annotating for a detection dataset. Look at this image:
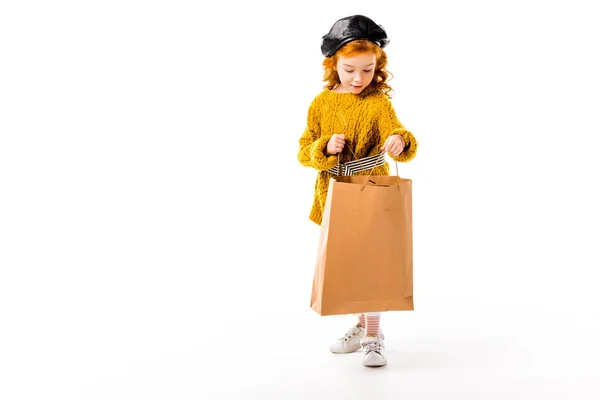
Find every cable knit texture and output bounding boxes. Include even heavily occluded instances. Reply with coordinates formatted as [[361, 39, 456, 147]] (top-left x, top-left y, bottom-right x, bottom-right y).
[[298, 84, 418, 225]]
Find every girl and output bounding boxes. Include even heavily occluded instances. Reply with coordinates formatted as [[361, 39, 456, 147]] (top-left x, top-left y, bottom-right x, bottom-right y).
[[297, 15, 418, 367]]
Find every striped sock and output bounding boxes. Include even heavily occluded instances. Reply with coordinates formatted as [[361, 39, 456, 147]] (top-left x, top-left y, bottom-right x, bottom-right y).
[[366, 314, 381, 337], [358, 314, 366, 328]]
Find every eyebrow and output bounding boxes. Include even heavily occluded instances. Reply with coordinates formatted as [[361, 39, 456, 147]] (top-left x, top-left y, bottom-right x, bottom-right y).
[[343, 63, 375, 68]]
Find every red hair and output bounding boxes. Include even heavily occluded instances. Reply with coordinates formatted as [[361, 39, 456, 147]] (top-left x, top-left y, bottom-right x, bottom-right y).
[[322, 40, 394, 98]]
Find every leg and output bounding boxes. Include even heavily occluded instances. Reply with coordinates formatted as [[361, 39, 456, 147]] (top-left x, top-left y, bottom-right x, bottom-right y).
[[358, 313, 366, 328], [365, 312, 381, 338], [361, 312, 386, 367]]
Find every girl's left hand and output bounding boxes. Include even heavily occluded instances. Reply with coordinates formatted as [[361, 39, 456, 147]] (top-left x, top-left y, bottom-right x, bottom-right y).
[[381, 134, 405, 156]]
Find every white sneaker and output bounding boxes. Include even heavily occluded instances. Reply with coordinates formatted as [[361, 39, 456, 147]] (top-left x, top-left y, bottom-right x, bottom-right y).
[[361, 335, 387, 367], [329, 324, 365, 354]]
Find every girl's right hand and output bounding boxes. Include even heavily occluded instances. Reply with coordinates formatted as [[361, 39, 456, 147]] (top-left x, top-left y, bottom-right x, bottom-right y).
[[326, 134, 346, 155]]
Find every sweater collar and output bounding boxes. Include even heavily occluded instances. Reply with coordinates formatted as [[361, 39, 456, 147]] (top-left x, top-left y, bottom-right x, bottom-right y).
[[324, 84, 379, 99]]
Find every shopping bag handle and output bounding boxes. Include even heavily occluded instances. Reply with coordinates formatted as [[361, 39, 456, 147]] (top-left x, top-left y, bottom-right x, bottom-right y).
[[360, 159, 401, 192], [333, 111, 401, 191], [335, 111, 383, 174]]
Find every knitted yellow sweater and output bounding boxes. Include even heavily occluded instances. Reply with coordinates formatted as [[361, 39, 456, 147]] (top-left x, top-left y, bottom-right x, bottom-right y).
[[298, 84, 418, 225]]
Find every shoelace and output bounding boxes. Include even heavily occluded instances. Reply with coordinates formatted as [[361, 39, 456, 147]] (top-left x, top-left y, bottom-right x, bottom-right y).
[[363, 342, 383, 355], [340, 326, 361, 341]]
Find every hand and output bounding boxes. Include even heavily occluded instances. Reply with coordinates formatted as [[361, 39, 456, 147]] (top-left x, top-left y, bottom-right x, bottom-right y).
[[381, 134, 405, 156], [326, 134, 346, 155]]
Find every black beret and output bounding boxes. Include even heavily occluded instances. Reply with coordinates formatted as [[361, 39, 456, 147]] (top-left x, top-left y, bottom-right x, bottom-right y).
[[321, 15, 389, 57]]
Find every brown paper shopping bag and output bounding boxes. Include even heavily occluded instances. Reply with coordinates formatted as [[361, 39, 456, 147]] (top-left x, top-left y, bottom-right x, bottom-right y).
[[310, 174, 414, 316]]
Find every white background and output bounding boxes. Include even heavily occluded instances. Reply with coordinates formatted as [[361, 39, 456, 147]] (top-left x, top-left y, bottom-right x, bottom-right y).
[[1, 0, 599, 399]]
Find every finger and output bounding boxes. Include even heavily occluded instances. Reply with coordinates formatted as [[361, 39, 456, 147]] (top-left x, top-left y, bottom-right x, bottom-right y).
[[381, 137, 391, 152]]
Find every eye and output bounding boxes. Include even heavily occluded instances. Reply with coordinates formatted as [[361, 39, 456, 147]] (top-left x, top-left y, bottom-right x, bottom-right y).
[[344, 70, 354, 73], [363, 69, 373, 73]]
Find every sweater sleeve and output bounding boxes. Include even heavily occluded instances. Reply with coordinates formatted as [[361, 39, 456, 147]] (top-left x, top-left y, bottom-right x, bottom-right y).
[[297, 97, 339, 171], [377, 99, 418, 162]]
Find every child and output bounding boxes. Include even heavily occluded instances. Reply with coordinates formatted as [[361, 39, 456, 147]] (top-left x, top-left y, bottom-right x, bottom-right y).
[[297, 15, 418, 367]]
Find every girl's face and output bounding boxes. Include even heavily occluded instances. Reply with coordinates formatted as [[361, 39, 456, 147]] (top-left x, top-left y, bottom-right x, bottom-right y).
[[335, 52, 377, 94]]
